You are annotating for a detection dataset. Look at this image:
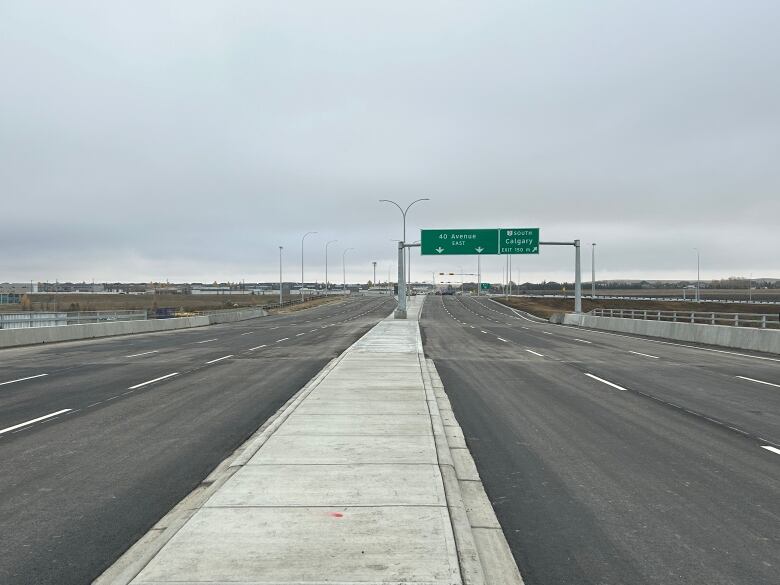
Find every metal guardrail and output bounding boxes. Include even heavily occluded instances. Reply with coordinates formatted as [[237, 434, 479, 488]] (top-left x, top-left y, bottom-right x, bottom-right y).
[[590, 308, 780, 329], [0, 310, 148, 329]]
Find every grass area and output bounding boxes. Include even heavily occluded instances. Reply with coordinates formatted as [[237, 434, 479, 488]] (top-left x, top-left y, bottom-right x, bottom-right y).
[[494, 295, 780, 319]]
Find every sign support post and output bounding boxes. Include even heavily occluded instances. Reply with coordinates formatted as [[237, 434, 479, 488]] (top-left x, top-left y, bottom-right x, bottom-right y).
[[395, 241, 406, 319]]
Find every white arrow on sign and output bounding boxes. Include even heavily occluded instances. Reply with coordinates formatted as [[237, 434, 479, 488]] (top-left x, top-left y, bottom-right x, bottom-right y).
[[435, 247, 445, 254], [475, 246, 484, 253]]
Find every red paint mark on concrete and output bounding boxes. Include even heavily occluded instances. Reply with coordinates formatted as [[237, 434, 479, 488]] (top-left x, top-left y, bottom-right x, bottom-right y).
[[329, 512, 344, 518]]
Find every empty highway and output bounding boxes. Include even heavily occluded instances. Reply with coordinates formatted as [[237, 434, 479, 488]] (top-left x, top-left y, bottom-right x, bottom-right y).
[[0, 295, 393, 585], [421, 294, 780, 585]]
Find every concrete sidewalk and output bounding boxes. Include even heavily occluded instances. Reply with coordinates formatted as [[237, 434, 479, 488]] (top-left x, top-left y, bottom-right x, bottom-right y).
[[103, 296, 521, 585]]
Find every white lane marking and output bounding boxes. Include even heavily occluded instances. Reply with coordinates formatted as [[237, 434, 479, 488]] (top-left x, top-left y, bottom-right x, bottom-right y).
[[761, 445, 780, 455], [206, 355, 233, 365], [480, 330, 488, 334], [125, 351, 158, 358], [296, 333, 306, 336], [521, 327, 528, 330], [0, 373, 48, 387], [497, 337, 509, 343], [196, 338, 218, 344], [275, 337, 289, 343], [0, 409, 72, 436], [270, 326, 280, 330], [128, 372, 179, 389], [240, 332, 253, 336], [525, 349, 544, 357], [470, 325, 475, 329], [542, 331, 553, 335], [629, 351, 660, 359], [572, 338, 592, 344], [310, 329, 318, 333], [584, 373, 628, 391], [248, 344, 267, 351], [736, 376, 780, 388]]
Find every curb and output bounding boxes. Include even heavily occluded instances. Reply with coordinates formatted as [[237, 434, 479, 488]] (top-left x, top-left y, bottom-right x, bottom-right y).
[[421, 352, 525, 585]]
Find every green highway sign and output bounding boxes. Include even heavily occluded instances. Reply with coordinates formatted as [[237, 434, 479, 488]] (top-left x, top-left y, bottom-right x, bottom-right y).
[[499, 228, 539, 254], [480, 282, 491, 290], [421, 228, 540, 255], [421, 229, 499, 255]]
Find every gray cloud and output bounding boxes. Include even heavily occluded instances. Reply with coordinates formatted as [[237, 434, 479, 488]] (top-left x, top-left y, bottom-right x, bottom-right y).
[[1, 0, 778, 284]]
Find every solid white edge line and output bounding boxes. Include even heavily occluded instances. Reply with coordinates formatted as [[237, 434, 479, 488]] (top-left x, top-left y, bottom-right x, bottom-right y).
[[525, 349, 544, 357], [205, 355, 233, 365], [248, 344, 266, 351], [125, 351, 158, 358], [736, 376, 780, 388], [761, 445, 780, 455], [629, 350, 660, 359], [0, 373, 49, 386], [0, 408, 72, 435], [585, 373, 628, 391], [128, 372, 179, 390]]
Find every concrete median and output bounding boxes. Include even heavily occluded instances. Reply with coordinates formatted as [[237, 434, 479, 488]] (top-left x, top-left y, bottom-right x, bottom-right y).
[[561, 313, 780, 355]]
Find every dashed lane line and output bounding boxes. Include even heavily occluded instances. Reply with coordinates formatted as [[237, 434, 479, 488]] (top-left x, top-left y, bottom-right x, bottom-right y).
[[497, 337, 509, 343], [525, 349, 545, 357], [125, 351, 158, 358], [0, 373, 49, 386], [629, 351, 660, 359], [275, 338, 289, 343], [196, 339, 218, 344], [248, 345, 267, 351], [762, 446, 780, 455], [128, 372, 179, 390], [0, 409, 72, 436], [584, 373, 628, 391], [736, 376, 780, 388], [205, 355, 233, 365]]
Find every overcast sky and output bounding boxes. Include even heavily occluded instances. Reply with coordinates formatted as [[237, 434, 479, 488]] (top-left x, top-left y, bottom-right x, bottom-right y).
[[1, 1, 778, 285]]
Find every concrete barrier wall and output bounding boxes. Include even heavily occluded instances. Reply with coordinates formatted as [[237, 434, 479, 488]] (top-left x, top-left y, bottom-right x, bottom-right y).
[[207, 308, 267, 324], [561, 313, 780, 355], [0, 308, 268, 349]]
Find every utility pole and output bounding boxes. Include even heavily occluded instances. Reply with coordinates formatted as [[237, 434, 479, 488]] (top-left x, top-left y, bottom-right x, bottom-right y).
[[591, 243, 596, 299], [301, 231, 317, 303], [574, 239, 582, 313], [342, 248, 354, 293], [278, 246, 283, 306], [325, 239, 338, 294]]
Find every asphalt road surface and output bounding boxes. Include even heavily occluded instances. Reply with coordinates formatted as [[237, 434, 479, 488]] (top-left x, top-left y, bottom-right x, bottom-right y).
[[0, 295, 393, 585], [421, 294, 780, 585]]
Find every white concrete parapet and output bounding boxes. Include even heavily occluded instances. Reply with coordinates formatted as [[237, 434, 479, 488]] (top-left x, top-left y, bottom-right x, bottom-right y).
[[562, 313, 780, 355]]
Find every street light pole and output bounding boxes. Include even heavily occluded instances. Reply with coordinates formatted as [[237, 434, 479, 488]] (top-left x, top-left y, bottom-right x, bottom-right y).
[[379, 198, 429, 315], [591, 243, 596, 299], [694, 248, 700, 302], [278, 246, 283, 306], [372, 261, 377, 287], [301, 231, 317, 303], [342, 248, 354, 292], [574, 239, 582, 313], [325, 239, 338, 295]]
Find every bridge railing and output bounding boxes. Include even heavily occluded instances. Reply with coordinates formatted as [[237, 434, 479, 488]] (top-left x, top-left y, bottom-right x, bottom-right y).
[[589, 308, 780, 329]]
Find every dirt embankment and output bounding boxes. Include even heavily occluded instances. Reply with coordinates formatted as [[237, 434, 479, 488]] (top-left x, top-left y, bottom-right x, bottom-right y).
[[495, 296, 780, 319], [2, 293, 282, 313]]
